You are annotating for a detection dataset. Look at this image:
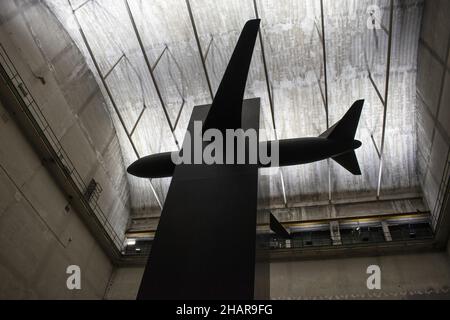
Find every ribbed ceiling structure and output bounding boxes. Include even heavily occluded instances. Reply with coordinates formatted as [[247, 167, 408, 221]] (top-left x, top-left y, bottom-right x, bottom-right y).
[[47, 0, 423, 219]]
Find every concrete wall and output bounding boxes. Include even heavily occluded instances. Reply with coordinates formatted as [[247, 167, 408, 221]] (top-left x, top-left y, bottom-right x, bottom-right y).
[[106, 250, 450, 299], [104, 267, 144, 300], [0, 98, 112, 299], [0, 1, 134, 298], [0, 0, 131, 243], [416, 0, 450, 228], [447, 237, 450, 257], [272, 252, 450, 299]]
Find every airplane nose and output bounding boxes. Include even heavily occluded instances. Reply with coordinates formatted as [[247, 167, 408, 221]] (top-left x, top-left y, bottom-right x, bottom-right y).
[[127, 159, 142, 176]]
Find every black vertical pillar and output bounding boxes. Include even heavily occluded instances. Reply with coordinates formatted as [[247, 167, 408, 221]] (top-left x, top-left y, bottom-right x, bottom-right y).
[[137, 98, 267, 300]]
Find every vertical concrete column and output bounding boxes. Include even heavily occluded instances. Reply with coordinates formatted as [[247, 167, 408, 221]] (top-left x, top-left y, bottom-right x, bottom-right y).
[[285, 239, 291, 248], [381, 221, 392, 242], [330, 221, 341, 245]]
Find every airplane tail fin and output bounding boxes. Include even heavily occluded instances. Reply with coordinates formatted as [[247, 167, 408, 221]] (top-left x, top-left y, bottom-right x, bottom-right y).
[[319, 99, 364, 140], [320, 99, 364, 175]]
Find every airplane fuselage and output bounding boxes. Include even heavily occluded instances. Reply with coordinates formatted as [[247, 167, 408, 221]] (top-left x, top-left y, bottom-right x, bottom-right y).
[[127, 137, 362, 178], [269, 137, 362, 167]]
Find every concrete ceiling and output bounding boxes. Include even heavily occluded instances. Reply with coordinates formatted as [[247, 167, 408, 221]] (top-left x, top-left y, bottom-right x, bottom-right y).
[[47, 0, 424, 219]]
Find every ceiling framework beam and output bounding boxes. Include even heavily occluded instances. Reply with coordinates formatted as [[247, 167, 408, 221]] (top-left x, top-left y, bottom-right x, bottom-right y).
[[203, 36, 214, 61], [252, 0, 275, 135], [375, 0, 394, 199], [72, 0, 92, 12], [185, 0, 214, 101], [316, 75, 326, 107], [368, 72, 385, 106], [319, 0, 329, 130], [103, 53, 125, 79], [165, 48, 187, 104], [380, 23, 389, 36], [314, 19, 322, 42], [173, 98, 185, 130], [317, 0, 332, 203], [253, 0, 288, 207], [279, 169, 288, 206], [151, 45, 168, 72], [370, 133, 381, 159], [368, 6, 389, 36], [70, 3, 138, 157], [124, 0, 180, 151], [69, 0, 163, 209], [130, 104, 146, 137]]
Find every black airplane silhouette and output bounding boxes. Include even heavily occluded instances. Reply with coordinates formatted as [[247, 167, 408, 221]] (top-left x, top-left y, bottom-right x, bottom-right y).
[[128, 18, 365, 300], [127, 19, 363, 180]]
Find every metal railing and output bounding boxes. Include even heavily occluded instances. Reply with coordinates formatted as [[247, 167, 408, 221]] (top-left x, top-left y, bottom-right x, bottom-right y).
[[120, 219, 434, 258], [269, 222, 433, 250], [0, 43, 125, 250]]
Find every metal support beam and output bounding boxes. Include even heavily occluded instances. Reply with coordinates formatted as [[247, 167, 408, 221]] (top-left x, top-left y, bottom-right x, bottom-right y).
[[72, 0, 92, 12], [327, 159, 332, 201], [279, 169, 288, 207], [148, 178, 163, 209], [318, 0, 332, 203], [380, 23, 389, 36], [103, 53, 125, 79], [320, 0, 329, 129], [253, 0, 288, 207], [314, 19, 322, 42], [130, 104, 146, 137], [381, 221, 392, 241], [203, 36, 214, 61], [151, 45, 168, 72], [185, 0, 214, 100], [253, 0, 276, 135], [368, 72, 385, 106], [173, 99, 185, 130], [376, 0, 394, 199], [370, 134, 381, 158], [315, 73, 326, 109], [124, 0, 180, 150]]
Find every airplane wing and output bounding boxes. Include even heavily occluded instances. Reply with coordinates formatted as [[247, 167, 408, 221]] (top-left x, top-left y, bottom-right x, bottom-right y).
[[202, 19, 260, 133]]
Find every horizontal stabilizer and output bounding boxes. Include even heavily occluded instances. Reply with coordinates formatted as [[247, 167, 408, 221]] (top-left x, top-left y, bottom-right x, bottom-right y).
[[320, 99, 364, 141], [332, 151, 361, 175], [270, 213, 291, 239]]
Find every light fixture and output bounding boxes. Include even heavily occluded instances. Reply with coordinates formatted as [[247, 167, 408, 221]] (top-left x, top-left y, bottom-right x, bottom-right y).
[[126, 238, 136, 246]]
